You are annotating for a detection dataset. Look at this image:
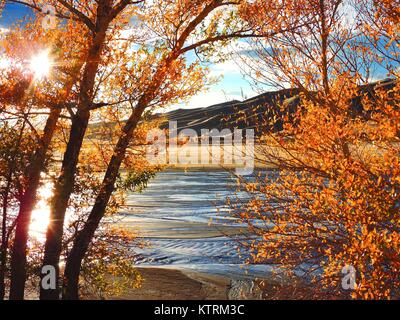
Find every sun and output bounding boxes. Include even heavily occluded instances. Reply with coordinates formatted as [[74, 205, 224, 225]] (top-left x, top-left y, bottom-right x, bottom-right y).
[[29, 50, 52, 79]]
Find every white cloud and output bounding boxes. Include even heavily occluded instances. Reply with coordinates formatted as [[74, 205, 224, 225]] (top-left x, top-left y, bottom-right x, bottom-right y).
[[208, 41, 254, 78], [187, 89, 242, 106], [163, 88, 243, 112], [210, 60, 242, 77]]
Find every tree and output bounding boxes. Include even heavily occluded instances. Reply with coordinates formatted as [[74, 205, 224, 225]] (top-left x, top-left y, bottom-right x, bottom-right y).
[[2, 0, 148, 299], [230, 0, 400, 299], [0, 43, 155, 298], [0, 123, 36, 299], [0, 12, 89, 299], [4, 0, 158, 300]]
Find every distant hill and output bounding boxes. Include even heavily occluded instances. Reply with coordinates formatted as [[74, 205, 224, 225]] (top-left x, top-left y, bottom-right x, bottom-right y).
[[158, 87, 300, 135], [157, 78, 397, 136]]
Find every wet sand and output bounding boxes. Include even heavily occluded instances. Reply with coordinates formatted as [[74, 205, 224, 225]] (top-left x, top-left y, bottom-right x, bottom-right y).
[[112, 267, 267, 300], [115, 267, 231, 300]]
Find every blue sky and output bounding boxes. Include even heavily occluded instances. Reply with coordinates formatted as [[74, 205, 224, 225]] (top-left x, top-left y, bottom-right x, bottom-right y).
[[0, 3, 257, 110], [1, 3, 33, 26]]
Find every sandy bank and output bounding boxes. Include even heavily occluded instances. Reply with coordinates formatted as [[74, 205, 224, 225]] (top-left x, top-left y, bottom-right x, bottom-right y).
[[110, 267, 264, 300]]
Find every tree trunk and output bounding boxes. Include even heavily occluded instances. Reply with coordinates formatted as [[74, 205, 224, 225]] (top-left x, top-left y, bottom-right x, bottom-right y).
[[62, 104, 146, 300], [40, 109, 90, 300], [8, 108, 61, 300], [0, 250, 6, 300], [40, 27, 108, 300], [0, 190, 9, 300]]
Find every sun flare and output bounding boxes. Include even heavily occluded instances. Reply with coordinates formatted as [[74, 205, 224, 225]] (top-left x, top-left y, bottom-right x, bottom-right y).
[[29, 182, 74, 241], [29, 182, 52, 240], [29, 50, 52, 79], [0, 56, 11, 70]]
